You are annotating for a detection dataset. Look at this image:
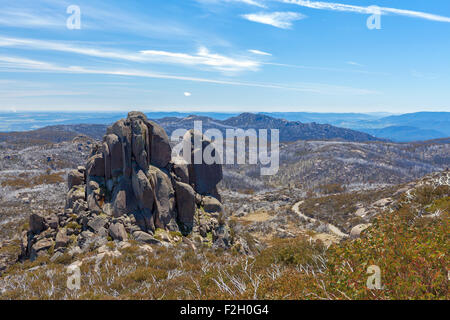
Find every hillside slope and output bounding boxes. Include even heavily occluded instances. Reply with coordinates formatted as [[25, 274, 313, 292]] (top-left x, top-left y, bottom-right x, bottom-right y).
[[0, 170, 448, 299]]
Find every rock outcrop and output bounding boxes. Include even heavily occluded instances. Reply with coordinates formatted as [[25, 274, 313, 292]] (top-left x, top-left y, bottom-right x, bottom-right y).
[[21, 112, 230, 261]]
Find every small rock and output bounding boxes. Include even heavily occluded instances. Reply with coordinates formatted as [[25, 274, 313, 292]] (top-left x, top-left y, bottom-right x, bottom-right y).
[[350, 224, 372, 239], [118, 241, 131, 250], [30, 213, 46, 234], [50, 251, 64, 262], [55, 229, 70, 249], [45, 214, 59, 229], [88, 216, 108, 234], [372, 198, 392, 207], [30, 238, 54, 260], [73, 200, 88, 214], [139, 244, 154, 253], [354, 207, 367, 217], [203, 196, 224, 214], [108, 222, 128, 241], [133, 231, 161, 245]]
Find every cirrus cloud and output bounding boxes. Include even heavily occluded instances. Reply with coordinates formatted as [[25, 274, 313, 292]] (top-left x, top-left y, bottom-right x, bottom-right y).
[[0, 55, 378, 95], [241, 11, 306, 29], [0, 36, 261, 73], [248, 49, 272, 56], [280, 0, 450, 23]]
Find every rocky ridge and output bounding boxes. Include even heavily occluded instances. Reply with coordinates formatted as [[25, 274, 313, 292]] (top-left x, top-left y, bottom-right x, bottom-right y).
[[20, 112, 231, 261]]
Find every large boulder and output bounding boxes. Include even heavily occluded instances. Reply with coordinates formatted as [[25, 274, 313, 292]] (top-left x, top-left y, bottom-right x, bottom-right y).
[[105, 134, 123, 178], [172, 160, 190, 184], [190, 157, 223, 195], [131, 165, 155, 232], [147, 121, 171, 168], [87, 153, 105, 177], [131, 116, 150, 170], [174, 181, 196, 227], [102, 141, 111, 180], [68, 169, 84, 189], [111, 180, 136, 218], [107, 119, 132, 178], [132, 166, 154, 211], [183, 130, 223, 195], [148, 166, 178, 231], [133, 209, 155, 233]]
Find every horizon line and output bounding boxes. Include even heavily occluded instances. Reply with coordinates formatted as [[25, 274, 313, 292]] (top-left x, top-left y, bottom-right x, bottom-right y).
[[1, 110, 450, 116]]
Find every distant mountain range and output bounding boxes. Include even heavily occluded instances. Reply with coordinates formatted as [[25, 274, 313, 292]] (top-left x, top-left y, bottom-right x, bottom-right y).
[[157, 113, 382, 142], [0, 113, 383, 145], [264, 111, 450, 142], [0, 111, 448, 142]]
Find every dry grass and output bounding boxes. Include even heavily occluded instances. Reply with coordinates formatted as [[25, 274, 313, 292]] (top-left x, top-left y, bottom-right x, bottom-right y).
[[1, 172, 448, 300], [1, 172, 65, 189]]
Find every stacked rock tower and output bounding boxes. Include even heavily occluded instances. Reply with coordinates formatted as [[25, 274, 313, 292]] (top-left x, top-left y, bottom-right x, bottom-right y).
[[22, 112, 229, 260]]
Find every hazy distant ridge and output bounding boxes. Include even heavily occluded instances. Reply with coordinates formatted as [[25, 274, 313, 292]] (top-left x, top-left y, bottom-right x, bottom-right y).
[[0, 111, 448, 142]]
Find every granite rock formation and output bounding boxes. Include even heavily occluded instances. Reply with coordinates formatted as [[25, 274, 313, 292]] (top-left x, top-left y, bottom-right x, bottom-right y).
[[21, 112, 229, 261]]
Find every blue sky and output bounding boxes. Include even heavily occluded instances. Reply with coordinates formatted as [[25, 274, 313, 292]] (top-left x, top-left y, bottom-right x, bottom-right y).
[[0, 0, 449, 113]]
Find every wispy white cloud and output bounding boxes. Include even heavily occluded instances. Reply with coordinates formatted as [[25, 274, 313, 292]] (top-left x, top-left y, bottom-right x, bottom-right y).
[[184, 92, 192, 97], [346, 61, 363, 67], [0, 36, 261, 73], [241, 11, 306, 29], [140, 47, 260, 72], [0, 56, 57, 70], [236, 0, 266, 7], [196, 0, 267, 8], [281, 0, 450, 23], [0, 1, 214, 44], [0, 55, 377, 95], [0, 6, 66, 28], [248, 49, 272, 56], [0, 37, 145, 61]]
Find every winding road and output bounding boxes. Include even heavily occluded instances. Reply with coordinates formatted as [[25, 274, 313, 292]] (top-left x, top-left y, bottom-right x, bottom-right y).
[[292, 201, 349, 239]]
